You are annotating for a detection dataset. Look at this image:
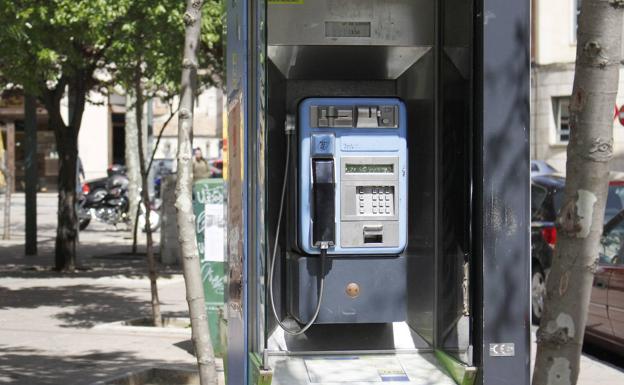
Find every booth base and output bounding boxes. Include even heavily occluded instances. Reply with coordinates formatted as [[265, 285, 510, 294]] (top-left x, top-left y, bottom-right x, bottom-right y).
[[267, 322, 432, 352], [265, 353, 457, 385]]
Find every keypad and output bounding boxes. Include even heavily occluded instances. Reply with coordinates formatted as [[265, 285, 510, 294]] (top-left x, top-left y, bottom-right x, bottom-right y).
[[356, 186, 394, 216]]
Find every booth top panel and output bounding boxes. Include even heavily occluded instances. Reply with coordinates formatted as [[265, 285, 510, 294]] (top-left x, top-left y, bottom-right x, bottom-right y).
[[268, 0, 434, 47], [267, 45, 431, 80]]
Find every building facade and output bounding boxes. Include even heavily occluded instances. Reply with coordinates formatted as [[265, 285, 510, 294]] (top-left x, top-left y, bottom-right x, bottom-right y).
[[0, 87, 224, 190]]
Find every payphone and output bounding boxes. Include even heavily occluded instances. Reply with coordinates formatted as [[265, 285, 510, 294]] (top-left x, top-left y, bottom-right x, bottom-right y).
[[226, 0, 531, 382], [298, 98, 408, 254], [269, 97, 408, 334]]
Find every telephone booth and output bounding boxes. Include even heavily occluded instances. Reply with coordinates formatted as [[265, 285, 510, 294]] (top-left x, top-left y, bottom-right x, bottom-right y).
[[223, 1, 530, 384]]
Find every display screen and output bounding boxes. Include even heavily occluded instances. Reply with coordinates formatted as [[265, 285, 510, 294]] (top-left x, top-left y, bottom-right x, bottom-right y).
[[345, 164, 393, 174]]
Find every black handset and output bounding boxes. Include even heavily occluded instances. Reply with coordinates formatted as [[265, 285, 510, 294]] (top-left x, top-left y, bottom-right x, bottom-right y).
[[312, 159, 335, 248]]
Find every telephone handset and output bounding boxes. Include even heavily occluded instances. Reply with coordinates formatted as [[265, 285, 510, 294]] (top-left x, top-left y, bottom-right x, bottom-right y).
[[312, 159, 335, 248]]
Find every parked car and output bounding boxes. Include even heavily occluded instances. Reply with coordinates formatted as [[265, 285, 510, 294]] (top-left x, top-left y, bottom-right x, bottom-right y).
[[591, 210, 624, 353], [531, 174, 624, 354], [531, 160, 559, 176], [531, 174, 565, 323], [208, 158, 223, 178]]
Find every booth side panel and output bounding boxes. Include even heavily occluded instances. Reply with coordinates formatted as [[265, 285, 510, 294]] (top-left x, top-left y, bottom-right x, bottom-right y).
[[225, 0, 250, 384], [437, 0, 475, 362], [477, 0, 531, 383], [249, 0, 267, 359]]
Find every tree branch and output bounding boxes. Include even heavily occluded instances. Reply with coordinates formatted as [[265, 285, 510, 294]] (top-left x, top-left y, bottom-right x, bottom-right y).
[[148, 103, 180, 174]]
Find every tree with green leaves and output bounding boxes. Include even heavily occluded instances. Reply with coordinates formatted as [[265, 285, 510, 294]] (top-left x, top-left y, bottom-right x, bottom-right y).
[[0, 1, 136, 270], [107, 0, 223, 329], [0, 0, 223, 272]]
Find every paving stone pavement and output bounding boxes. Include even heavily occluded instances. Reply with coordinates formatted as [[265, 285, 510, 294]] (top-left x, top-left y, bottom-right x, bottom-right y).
[[0, 193, 223, 385], [2, 193, 624, 385]]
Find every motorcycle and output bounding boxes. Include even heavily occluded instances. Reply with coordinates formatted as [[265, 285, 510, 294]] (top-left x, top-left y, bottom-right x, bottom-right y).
[[78, 171, 160, 232]]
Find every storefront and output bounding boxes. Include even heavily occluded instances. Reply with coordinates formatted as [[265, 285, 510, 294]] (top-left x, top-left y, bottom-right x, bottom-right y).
[[0, 91, 57, 191]]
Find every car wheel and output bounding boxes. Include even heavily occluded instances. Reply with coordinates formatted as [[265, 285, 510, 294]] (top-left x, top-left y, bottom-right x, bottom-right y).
[[532, 265, 546, 324]]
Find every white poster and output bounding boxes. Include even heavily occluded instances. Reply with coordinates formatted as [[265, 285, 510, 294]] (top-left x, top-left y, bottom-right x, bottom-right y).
[[204, 203, 225, 262]]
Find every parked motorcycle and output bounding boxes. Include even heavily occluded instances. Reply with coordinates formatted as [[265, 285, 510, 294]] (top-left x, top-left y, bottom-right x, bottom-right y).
[[78, 170, 160, 232]]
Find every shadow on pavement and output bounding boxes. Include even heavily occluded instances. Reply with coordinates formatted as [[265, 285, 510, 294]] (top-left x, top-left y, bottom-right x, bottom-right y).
[[0, 284, 187, 328], [0, 345, 195, 385], [0, 239, 181, 280], [0, 284, 145, 328]]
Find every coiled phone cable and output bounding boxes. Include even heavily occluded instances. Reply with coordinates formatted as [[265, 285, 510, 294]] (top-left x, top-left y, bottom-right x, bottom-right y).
[[268, 126, 326, 336]]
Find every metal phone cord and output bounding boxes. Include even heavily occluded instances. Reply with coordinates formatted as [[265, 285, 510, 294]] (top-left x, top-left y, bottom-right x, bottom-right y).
[[268, 126, 326, 336]]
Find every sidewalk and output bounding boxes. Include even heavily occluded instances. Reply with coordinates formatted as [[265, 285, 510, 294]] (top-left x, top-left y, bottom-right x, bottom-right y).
[[0, 193, 214, 385], [3, 193, 624, 384]]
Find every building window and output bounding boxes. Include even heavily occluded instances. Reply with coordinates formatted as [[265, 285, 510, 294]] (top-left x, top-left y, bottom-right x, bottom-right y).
[[553, 97, 571, 143]]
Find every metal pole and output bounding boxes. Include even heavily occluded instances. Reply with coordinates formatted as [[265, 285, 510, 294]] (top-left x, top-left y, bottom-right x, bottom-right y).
[[25, 94, 38, 255]]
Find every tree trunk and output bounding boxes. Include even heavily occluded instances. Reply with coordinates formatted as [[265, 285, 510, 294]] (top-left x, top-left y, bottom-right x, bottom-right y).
[[125, 91, 141, 249], [49, 83, 86, 271], [533, 1, 623, 384], [2, 121, 14, 240], [1, 165, 9, 240], [0, 129, 6, 189], [24, 94, 38, 255], [135, 71, 163, 328], [53, 125, 78, 271], [176, 1, 218, 384]]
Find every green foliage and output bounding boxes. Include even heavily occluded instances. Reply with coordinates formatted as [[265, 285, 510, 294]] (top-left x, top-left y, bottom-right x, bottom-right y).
[[111, 0, 224, 100], [0, 0, 126, 95], [0, 0, 224, 99]]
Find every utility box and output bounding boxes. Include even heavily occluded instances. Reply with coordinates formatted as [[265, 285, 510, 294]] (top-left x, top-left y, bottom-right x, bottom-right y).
[[224, 1, 530, 385]]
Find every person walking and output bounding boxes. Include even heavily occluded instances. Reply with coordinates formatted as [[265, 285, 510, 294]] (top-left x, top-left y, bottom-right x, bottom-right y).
[[192, 147, 211, 181]]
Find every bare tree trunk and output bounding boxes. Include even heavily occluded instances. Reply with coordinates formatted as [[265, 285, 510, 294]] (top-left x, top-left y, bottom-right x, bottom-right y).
[[132, 104, 177, 256], [2, 121, 14, 240], [176, 1, 217, 384], [125, 92, 141, 252], [533, 1, 623, 384], [2, 168, 9, 240], [0, 129, 6, 189], [148, 105, 178, 173], [135, 70, 163, 328], [132, 103, 178, 255]]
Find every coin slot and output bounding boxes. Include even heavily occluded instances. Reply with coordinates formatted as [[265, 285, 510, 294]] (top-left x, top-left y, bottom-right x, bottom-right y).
[[363, 225, 383, 244], [364, 234, 383, 243]]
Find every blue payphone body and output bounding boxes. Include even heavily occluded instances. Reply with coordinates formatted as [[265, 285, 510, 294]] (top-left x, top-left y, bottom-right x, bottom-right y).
[[298, 97, 408, 255], [282, 97, 409, 325]]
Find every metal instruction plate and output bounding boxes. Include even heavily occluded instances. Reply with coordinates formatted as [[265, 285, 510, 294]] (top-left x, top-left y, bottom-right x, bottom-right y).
[[325, 21, 371, 38]]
